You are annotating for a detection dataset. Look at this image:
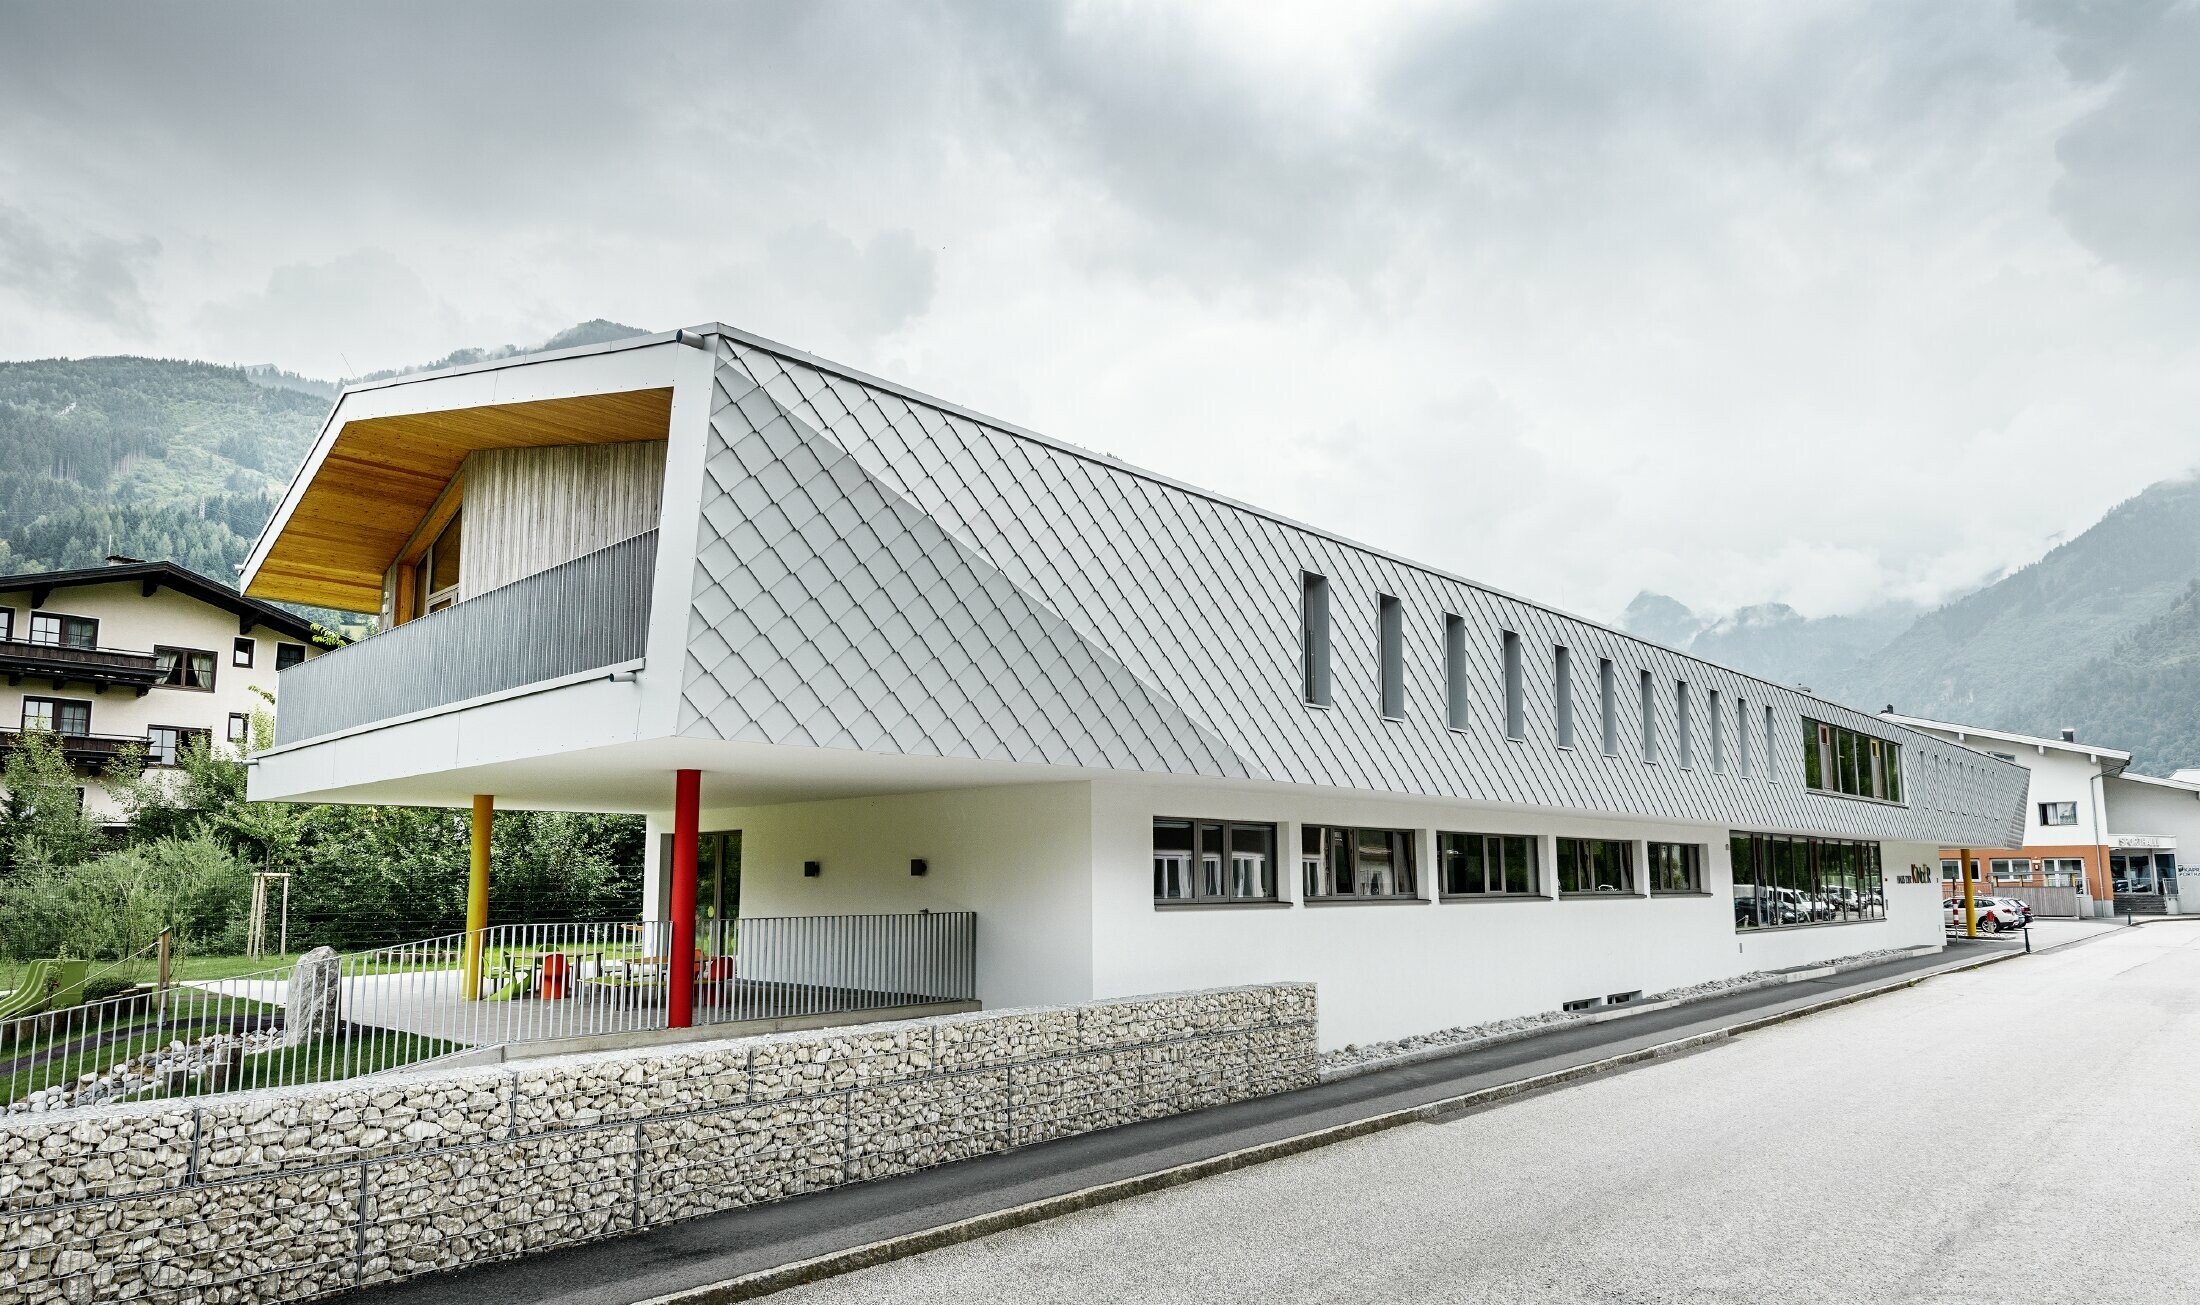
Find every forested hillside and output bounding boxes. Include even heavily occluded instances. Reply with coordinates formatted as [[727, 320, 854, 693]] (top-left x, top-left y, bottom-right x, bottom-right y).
[[0, 320, 647, 599], [0, 356, 326, 579]]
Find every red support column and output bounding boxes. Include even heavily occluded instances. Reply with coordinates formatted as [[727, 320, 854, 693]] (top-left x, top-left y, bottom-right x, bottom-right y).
[[668, 769, 700, 1029]]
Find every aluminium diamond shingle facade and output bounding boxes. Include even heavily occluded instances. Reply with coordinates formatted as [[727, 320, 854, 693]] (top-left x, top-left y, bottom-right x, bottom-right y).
[[679, 332, 2027, 848]]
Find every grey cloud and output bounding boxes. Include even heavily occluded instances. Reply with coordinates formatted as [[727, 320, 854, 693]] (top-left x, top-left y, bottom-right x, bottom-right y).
[[2024, 0, 2200, 277], [0, 204, 159, 332]]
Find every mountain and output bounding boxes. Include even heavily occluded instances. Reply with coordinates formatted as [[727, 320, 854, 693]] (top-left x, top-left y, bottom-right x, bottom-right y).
[[2048, 579, 2200, 770], [0, 320, 648, 619], [1820, 476, 2200, 745], [1621, 592, 1918, 694], [1628, 475, 2200, 773]]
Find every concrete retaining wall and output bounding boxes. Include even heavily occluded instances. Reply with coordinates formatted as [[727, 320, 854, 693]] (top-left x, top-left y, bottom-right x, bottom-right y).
[[0, 982, 1315, 1303]]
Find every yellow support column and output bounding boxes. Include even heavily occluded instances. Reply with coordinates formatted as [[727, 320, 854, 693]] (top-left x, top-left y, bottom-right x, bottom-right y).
[[463, 794, 493, 1000], [1960, 846, 1977, 939]]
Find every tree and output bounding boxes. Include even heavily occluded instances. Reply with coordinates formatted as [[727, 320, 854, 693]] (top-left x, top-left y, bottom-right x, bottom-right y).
[[0, 730, 104, 874]]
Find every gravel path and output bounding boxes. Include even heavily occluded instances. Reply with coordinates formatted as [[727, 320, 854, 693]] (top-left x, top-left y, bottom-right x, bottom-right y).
[[772, 926, 2200, 1305]]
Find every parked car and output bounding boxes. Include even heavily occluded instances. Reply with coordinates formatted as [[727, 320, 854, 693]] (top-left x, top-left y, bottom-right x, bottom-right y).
[[1945, 896, 2025, 932]]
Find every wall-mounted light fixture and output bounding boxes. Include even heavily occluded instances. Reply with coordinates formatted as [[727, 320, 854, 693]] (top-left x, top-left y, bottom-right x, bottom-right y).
[[803, 860, 821, 878], [910, 858, 928, 877]]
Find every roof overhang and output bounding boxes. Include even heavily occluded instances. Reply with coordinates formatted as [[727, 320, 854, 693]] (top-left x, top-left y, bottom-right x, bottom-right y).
[[240, 335, 686, 612]]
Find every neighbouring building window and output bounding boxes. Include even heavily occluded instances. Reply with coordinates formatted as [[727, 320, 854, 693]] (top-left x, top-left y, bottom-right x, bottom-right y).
[[1303, 826, 1418, 900], [232, 636, 256, 667], [1153, 818, 1279, 903], [1444, 614, 1468, 731], [1378, 594, 1404, 719], [1990, 858, 2030, 881], [1940, 858, 1960, 882], [21, 697, 91, 735], [226, 712, 250, 744], [1802, 718, 1904, 802], [2038, 801, 2078, 827], [275, 642, 307, 671], [1301, 572, 1331, 706], [28, 612, 97, 649], [1709, 688, 1725, 772], [144, 725, 210, 768], [154, 646, 217, 691], [1554, 646, 1574, 748], [1731, 832, 1886, 930], [1648, 842, 1703, 894], [1438, 832, 1538, 896], [1502, 630, 1524, 739], [1555, 837, 1634, 895], [0, 607, 11, 640], [2043, 857, 2085, 886]]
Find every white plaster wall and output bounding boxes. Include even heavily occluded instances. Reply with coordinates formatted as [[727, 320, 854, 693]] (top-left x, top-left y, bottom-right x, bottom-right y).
[[1089, 781, 1941, 1050], [0, 580, 326, 821], [2104, 777, 2200, 863], [645, 781, 1097, 1010], [1904, 725, 2108, 848]]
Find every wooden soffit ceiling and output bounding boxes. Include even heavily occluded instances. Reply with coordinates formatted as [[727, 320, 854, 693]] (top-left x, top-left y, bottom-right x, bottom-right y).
[[247, 388, 674, 611]]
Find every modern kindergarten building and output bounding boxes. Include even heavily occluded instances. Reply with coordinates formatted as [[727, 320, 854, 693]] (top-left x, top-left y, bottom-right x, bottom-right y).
[[238, 325, 2028, 1048]]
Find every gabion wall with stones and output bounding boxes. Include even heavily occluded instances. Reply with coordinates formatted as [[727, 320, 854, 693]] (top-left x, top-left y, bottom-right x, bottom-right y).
[[1, 982, 1315, 1304]]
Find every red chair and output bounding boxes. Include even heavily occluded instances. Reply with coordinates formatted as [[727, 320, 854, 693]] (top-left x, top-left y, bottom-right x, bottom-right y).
[[539, 952, 570, 1001]]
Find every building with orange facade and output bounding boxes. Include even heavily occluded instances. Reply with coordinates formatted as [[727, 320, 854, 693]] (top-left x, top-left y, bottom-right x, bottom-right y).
[[1884, 714, 2200, 916]]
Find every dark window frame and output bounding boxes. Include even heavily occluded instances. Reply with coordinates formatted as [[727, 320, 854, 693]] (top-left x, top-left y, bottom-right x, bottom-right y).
[[0, 607, 11, 641], [1731, 831, 1888, 931], [1438, 831, 1541, 898], [232, 636, 256, 668], [28, 611, 98, 649], [1648, 841, 1705, 894], [1153, 817, 1282, 905], [1802, 717, 1905, 804], [21, 696, 92, 735], [275, 642, 308, 671], [1555, 836, 1636, 897], [153, 645, 218, 692], [226, 712, 250, 744], [144, 724, 212, 769], [1302, 824, 1420, 901], [2038, 801, 2078, 827]]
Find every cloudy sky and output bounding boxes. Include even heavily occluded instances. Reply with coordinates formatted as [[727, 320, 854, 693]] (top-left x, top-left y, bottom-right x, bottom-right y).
[[3, 0, 2197, 625]]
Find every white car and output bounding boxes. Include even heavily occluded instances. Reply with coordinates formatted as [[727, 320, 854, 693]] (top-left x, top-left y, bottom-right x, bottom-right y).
[[1944, 896, 2024, 933]]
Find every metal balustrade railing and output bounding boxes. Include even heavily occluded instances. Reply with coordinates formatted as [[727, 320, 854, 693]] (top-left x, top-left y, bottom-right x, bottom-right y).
[[2, 911, 978, 1115], [272, 528, 659, 745]]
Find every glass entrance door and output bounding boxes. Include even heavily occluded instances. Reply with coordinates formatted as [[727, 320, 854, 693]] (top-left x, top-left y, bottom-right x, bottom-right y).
[[659, 829, 742, 943]]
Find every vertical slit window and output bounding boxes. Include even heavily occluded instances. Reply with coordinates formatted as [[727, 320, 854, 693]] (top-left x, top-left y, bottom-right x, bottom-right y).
[[1300, 572, 1331, 706], [1709, 689, 1725, 772], [1677, 681, 1693, 769], [1502, 630, 1525, 740], [1378, 594, 1403, 719], [1639, 670, 1658, 763], [1737, 696, 1752, 777], [1599, 658, 1618, 755], [1444, 614, 1468, 731], [1764, 705, 1777, 782], [1554, 646, 1574, 748]]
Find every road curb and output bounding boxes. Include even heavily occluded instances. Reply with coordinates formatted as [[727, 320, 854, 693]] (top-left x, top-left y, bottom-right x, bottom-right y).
[[633, 945, 2022, 1305]]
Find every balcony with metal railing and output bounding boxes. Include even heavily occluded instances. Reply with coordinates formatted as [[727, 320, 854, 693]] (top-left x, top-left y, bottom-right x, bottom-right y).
[[272, 529, 659, 746]]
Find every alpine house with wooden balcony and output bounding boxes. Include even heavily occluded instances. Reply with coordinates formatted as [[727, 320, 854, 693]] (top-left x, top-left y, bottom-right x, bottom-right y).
[[239, 325, 2031, 1049]]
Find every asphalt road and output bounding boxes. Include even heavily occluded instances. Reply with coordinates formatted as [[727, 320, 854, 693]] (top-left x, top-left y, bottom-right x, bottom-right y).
[[773, 924, 2200, 1305]]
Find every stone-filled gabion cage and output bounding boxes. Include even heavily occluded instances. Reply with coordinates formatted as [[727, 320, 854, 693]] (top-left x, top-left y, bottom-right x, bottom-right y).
[[1, 982, 1317, 1304]]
